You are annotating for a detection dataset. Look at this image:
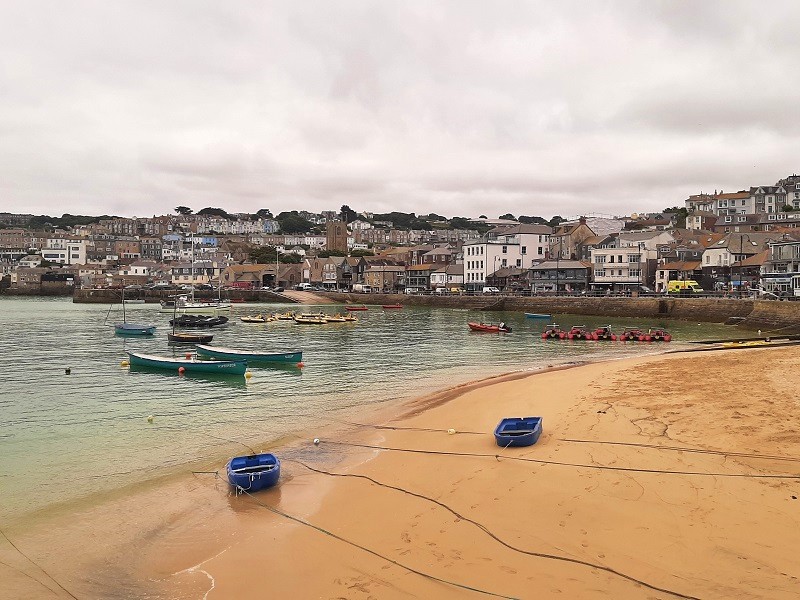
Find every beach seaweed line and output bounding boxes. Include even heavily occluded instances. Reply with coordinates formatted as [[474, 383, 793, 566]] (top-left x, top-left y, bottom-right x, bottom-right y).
[[320, 440, 800, 479], [288, 459, 703, 600], [0, 528, 79, 599], [227, 484, 520, 599]]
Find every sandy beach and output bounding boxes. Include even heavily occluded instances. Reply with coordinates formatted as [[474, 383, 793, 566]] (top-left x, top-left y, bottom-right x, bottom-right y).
[[3, 346, 800, 599]]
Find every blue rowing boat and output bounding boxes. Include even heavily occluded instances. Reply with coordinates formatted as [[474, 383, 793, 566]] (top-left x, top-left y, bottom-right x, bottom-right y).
[[115, 322, 156, 336], [127, 351, 247, 375], [195, 344, 302, 364], [494, 417, 543, 447], [524, 313, 551, 319], [227, 453, 281, 492]]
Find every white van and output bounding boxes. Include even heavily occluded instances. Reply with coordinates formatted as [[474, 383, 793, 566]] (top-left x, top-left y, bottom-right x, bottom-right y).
[[482, 287, 501, 295], [296, 283, 313, 291]]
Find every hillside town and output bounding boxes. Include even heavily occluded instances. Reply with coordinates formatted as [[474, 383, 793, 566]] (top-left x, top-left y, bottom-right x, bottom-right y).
[[4, 173, 800, 298]]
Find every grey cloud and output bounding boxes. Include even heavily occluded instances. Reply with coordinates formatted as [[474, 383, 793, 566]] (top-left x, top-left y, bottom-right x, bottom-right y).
[[2, 1, 800, 220]]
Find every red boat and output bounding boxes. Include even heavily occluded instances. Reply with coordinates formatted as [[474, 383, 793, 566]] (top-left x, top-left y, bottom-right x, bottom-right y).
[[541, 324, 565, 339], [345, 305, 368, 311], [468, 322, 512, 333], [565, 325, 592, 340], [648, 327, 672, 342], [590, 325, 617, 341], [382, 304, 403, 309], [618, 327, 641, 341]]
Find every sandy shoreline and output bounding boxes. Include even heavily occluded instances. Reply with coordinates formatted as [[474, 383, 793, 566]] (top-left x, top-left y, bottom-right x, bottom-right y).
[[3, 346, 800, 599]]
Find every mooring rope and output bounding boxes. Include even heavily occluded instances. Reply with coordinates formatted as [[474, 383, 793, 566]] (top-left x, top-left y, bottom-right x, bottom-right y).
[[0, 529, 79, 599], [288, 459, 703, 600], [318, 440, 800, 479], [232, 485, 519, 599], [558, 438, 800, 463]]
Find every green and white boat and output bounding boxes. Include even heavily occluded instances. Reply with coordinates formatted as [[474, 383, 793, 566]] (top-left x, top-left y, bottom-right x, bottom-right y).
[[127, 351, 247, 375], [195, 344, 302, 365]]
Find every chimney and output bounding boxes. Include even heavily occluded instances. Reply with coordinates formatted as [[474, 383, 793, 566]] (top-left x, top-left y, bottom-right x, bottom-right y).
[[579, 216, 586, 225]]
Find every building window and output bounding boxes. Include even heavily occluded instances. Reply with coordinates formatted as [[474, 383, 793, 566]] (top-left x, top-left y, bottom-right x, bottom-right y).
[[502, 245, 507, 254], [521, 246, 527, 255], [538, 247, 543, 255], [609, 255, 615, 263], [595, 255, 606, 263], [516, 259, 521, 267]]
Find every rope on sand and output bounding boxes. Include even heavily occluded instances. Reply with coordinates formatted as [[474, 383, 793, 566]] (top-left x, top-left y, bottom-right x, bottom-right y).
[[558, 438, 800, 463], [289, 459, 703, 600], [232, 486, 519, 599], [0, 529, 80, 599], [334, 420, 484, 435], [319, 440, 800, 479]]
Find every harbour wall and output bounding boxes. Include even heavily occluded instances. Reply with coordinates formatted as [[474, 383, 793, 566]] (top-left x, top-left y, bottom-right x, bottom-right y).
[[58, 289, 800, 333], [324, 292, 800, 333], [71, 288, 290, 304]]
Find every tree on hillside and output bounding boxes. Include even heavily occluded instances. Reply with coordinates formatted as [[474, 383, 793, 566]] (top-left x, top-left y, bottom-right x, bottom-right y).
[[249, 245, 302, 264], [518, 215, 550, 225], [350, 249, 375, 257], [371, 211, 429, 230], [255, 208, 273, 219], [499, 213, 517, 221], [663, 206, 689, 228], [276, 211, 314, 233], [548, 215, 565, 228], [339, 205, 358, 223], [197, 207, 231, 219], [175, 206, 193, 215], [318, 249, 347, 258], [449, 217, 473, 229]]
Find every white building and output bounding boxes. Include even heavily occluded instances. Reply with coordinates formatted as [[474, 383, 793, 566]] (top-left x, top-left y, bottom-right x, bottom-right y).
[[42, 237, 87, 265], [463, 224, 550, 291], [590, 232, 671, 290]]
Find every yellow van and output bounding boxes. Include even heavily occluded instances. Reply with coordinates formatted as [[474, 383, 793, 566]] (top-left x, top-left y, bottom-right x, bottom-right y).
[[667, 280, 703, 294]]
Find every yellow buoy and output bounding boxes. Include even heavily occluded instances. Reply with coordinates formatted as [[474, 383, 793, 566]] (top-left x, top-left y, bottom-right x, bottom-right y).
[[245, 371, 253, 379], [121, 360, 129, 367], [447, 428, 456, 435], [147, 415, 154, 423]]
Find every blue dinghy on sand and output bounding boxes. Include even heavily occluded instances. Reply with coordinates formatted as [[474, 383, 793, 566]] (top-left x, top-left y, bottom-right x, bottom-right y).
[[226, 453, 281, 492], [494, 417, 543, 447]]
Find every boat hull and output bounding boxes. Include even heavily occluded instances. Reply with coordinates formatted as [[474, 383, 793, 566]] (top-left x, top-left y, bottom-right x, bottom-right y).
[[494, 417, 543, 447], [196, 345, 302, 364], [168, 333, 214, 344], [170, 315, 229, 328], [115, 323, 156, 336], [127, 351, 247, 375], [227, 453, 281, 492], [525, 313, 551, 319], [468, 322, 511, 333]]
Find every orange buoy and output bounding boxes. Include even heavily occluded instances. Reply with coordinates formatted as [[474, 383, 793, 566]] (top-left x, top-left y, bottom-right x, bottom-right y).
[[178, 366, 186, 374], [297, 361, 305, 368], [185, 352, 192, 359]]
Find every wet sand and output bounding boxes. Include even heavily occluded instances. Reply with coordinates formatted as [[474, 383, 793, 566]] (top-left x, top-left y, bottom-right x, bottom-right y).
[[3, 347, 800, 599]]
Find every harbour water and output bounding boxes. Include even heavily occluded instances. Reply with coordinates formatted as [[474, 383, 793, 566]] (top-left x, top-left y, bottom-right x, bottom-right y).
[[0, 297, 738, 526]]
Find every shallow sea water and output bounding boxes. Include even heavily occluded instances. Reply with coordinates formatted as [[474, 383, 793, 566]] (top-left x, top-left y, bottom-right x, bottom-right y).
[[0, 297, 738, 524]]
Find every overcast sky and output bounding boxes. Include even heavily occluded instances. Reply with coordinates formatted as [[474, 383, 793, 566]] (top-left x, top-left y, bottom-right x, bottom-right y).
[[1, 1, 799, 221]]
